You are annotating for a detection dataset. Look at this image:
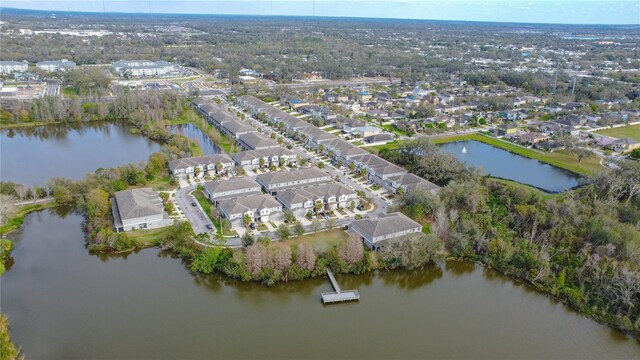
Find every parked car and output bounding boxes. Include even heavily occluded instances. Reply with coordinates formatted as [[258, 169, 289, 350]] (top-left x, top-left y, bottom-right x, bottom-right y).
[[191, 201, 197, 207], [250, 223, 256, 230], [206, 224, 213, 230]]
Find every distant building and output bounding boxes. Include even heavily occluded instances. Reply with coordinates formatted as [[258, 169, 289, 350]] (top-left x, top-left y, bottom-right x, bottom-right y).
[[0, 61, 28, 74], [111, 188, 171, 232], [36, 59, 76, 72], [275, 182, 359, 217], [350, 213, 422, 250], [111, 60, 174, 77]]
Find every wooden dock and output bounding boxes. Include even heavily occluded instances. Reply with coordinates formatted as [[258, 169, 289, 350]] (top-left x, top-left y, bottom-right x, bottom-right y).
[[321, 268, 360, 304]]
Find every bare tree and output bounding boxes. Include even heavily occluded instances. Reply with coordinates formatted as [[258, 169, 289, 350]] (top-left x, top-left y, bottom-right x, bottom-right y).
[[270, 242, 292, 273], [0, 194, 18, 225], [296, 243, 317, 271], [246, 243, 268, 276], [339, 233, 364, 265], [15, 185, 28, 202]]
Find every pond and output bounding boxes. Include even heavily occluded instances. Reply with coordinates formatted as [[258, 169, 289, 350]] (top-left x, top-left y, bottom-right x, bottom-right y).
[[0, 123, 162, 185], [2, 209, 638, 359], [439, 140, 581, 192], [170, 123, 222, 155]]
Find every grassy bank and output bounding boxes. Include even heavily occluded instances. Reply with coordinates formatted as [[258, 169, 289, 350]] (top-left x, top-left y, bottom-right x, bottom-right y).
[[595, 124, 640, 142], [0, 121, 64, 129], [0, 202, 56, 235]]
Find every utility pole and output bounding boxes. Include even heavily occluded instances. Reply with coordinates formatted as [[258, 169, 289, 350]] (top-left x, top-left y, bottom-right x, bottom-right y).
[[570, 77, 577, 98]]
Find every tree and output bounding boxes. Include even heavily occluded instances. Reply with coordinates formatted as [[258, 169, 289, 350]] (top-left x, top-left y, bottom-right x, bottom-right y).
[[314, 200, 324, 214], [243, 214, 252, 228], [339, 233, 364, 265], [379, 233, 443, 270], [242, 231, 255, 247], [0, 194, 17, 225], [318, 161, 325, 169], [348, 163, 356, 171], [246, 243, 268, 276], [296, 243, 316, 271], [306, 211, 313, 220], [276, 223, 291, 240], [293, 220, 305, 236], [283, 210, 296, 223], [269, 242, 292, 273], [259, 157, 266, 168]]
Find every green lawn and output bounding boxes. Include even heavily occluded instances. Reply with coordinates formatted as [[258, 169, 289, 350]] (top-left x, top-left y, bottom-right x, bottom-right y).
[[283, 229, 349, 253], [595, 124, 640, 142], [127, 226, 173, 247], [62, 86, 78, 97], [382, 124, 408, 136], [193, 190, 214, 222]]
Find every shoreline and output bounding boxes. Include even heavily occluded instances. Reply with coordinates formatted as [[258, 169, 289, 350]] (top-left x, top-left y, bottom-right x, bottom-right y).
[[3, 205, 639, 339]]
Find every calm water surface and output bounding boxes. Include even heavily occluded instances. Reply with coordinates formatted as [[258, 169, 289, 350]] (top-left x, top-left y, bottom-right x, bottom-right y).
[[439, 140, 581, 192], [2, 209, 638, 359], [0, 123, 161, 185], [170, 123, 222, 154]]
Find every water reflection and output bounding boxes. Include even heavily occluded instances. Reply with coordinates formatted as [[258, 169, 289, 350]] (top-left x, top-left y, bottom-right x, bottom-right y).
[[439, 140, 582, 192], [0, 122, 161, 185], [169, 123, 222, 155]]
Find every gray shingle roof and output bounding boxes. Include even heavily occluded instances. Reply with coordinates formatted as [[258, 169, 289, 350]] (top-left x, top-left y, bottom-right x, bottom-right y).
[[113, 188, 164, 220], [351, 213, 421, 240]]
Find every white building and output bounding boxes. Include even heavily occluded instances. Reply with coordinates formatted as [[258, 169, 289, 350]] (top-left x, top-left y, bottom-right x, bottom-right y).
[[0, 61, 28, 74], [112, 60, 175, 78], [36, 59, 76, 72]]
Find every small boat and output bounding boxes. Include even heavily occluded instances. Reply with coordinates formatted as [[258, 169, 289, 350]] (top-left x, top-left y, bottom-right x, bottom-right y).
[[462, 146, 467, 154]]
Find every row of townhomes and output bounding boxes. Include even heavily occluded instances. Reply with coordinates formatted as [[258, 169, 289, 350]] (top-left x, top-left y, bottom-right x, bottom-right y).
[[232, 148, 297, 172], [168, 154, 235, 178], [236, 95, 439, 195], [275, 182, 359, 217]]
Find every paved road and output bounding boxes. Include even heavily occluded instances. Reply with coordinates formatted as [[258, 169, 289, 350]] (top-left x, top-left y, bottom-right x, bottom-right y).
[[174, 184, 243, 246], [174, 185, 213, 235]]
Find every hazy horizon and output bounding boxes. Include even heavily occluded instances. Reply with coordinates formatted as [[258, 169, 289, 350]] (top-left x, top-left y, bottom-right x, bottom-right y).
[[1, 0, 639, 25]]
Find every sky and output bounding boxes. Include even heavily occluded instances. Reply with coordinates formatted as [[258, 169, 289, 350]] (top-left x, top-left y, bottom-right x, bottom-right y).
[[1, 0, 639, 25]]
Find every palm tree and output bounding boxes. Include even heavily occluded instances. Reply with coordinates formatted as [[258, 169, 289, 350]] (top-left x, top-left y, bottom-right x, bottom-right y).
[[243, 214, 252, 228]]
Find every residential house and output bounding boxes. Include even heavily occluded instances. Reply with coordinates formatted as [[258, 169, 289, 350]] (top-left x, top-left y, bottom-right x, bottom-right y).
[[111, 188, 171, 232], [168, 154, 235, 178], [610, 138, 640, 153], [276, 182, 358, 217], [387, 173, 439, 194], [520, 132, 549, 145], [237, 132, 280, 151], [203, 177, 263, 204], [232, 147, 297, 171], [256, 168, 331, 194], [350, 213, 422, 250], [217, 194, 283, 226]]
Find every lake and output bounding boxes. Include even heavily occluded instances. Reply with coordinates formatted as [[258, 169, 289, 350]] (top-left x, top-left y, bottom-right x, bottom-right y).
[[439, 140, 581, 192], [0, 123, 162, 185], [2, 209, 638, 359], [170, 123, 222, 155]]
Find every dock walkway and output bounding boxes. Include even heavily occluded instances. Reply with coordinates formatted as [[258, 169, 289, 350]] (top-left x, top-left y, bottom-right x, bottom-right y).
[[321, 268, 360, 304]]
